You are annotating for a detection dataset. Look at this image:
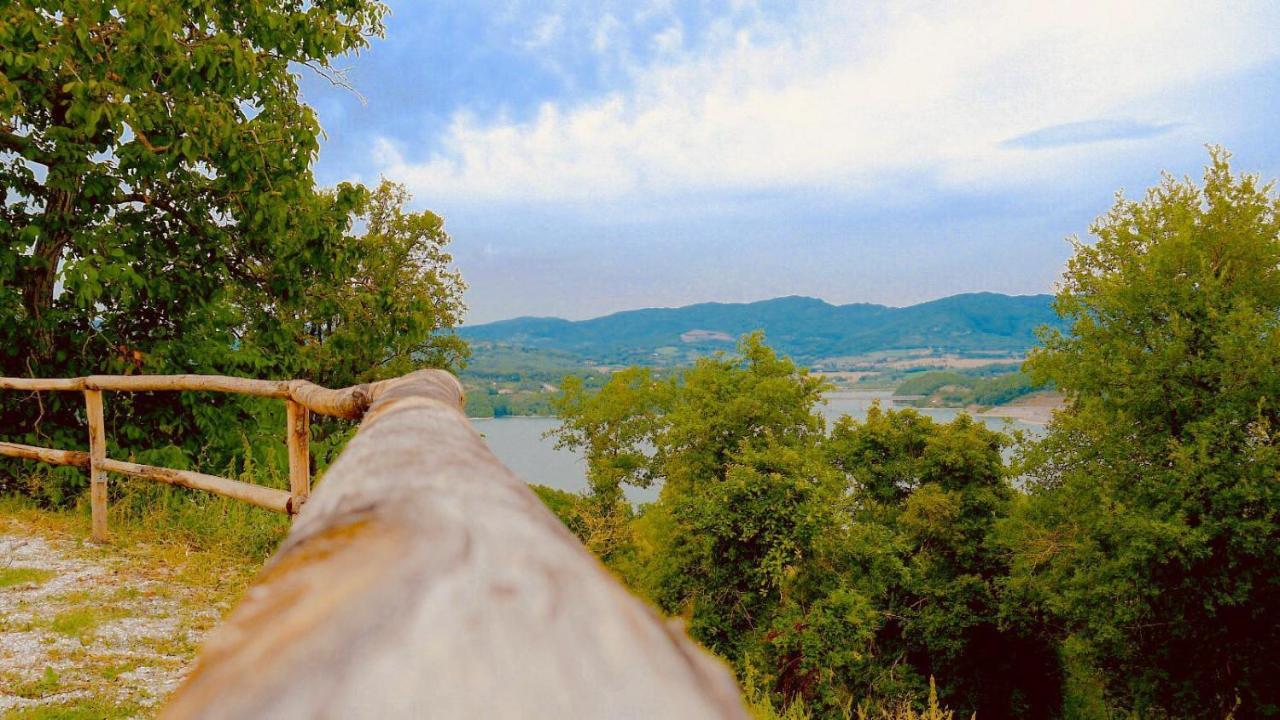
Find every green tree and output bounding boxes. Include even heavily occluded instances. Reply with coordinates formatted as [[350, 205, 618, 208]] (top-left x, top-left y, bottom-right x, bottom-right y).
[[551, 334, 836, 653], [630, 334, 835, 660], [551, 336, 1061, 717], [1007, 149, 1280, 716], [239, 179, 468, 387], [550, 366, 664, 564], [1, 0, 386, 358], [552, 366, 665, 508], [780, 406, 1060, 717], [0, 2, 471, 503]]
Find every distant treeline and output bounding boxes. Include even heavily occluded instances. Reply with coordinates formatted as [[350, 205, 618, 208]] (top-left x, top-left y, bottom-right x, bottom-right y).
[[460, 344, 610, 417], [894, 367, 1049, 407]]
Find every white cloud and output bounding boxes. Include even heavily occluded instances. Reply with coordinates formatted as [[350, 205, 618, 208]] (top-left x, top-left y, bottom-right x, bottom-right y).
[[652, 22, 684, 55], [376, 0, 1280, 204], [592, 14, 621, 54], [521, 13, 565, 50]]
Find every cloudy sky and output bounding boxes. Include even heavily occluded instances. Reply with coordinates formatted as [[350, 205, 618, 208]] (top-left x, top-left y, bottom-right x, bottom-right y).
[[300, 0, 1280, 324]]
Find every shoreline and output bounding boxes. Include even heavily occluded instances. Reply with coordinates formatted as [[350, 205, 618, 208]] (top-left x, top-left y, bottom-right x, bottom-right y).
[[974, 391, 1065, 426]]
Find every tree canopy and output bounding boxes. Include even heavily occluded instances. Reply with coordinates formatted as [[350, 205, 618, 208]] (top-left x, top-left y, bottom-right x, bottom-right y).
[[1007, 148, 1280, 717], [550, 334, 1054, 716], [1, 0, 386, 356], [0, 1, 467, 502], [546, 150, 1280, 718]]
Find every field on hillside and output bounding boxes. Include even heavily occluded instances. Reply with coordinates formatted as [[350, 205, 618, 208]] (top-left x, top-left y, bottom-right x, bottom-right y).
[[463, 343, 1035, 416]]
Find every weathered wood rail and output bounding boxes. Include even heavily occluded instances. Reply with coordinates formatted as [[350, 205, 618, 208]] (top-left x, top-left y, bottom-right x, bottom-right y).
[[5, 369, 747, 717], [0, 373, 376, 540]]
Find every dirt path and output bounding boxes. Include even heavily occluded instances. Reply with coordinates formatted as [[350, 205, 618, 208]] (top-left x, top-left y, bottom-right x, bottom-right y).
[[0, 515, 257, 719]]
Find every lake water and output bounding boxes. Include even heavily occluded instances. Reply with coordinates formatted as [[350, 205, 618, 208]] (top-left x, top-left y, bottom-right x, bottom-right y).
[[471, 391, 1041, 503]]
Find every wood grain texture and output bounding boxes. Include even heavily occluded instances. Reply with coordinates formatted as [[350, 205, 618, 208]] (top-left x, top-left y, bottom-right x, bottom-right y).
[[287, 379, 371, 419], [85, 389, 108, 542], [286, 400, 311, 509], [97, 458, 293, 514], [0, 441, 90, 468], [84, 374, 291, 397], [0, 376, 84, 391], [162, 369, 747, 720], [0, 374, 372, 418]]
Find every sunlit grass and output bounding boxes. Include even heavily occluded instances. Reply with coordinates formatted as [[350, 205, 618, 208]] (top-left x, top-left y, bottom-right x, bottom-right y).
[[0, 567, 54, 589]]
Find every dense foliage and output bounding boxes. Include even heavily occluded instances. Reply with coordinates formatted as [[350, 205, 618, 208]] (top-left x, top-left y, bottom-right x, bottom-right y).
[[548, 153, 1280, 717], [1006, 149, 1280, 717], [551, 334, 1057, 716], [0, 1, 466, 501]]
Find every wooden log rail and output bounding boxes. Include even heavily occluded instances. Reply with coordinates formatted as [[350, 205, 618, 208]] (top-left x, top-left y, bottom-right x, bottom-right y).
[[0, 373, 383, 541], [158, 369, 746, 718]]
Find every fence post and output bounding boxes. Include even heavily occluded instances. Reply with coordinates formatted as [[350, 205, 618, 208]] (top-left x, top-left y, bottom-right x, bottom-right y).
[[84, 389, 108, 542], [286, 400, 310, 511]]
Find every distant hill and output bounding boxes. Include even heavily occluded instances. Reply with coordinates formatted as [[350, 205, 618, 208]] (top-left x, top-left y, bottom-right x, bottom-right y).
[[459, 293, 1061, 364]]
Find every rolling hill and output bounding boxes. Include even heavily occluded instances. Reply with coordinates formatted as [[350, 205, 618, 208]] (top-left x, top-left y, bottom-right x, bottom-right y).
[[459, 293, 1061, 365]]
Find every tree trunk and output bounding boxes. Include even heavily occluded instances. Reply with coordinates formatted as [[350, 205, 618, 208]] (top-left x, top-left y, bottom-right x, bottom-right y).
[[21, 185, 77, 361]]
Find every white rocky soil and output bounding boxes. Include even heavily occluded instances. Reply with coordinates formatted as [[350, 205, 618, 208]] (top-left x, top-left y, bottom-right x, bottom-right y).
[[0, 530, 227, 717]]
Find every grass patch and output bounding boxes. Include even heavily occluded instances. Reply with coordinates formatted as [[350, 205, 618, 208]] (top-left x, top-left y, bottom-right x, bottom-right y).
[[0, 697, 143, 720], [106, 477, 290, 560], [1, 467, 290, 566], [45, 605, 127, 641], [0, 567, 54, 588], [96, 657, 144, 681], [1, 667, 60, 700]]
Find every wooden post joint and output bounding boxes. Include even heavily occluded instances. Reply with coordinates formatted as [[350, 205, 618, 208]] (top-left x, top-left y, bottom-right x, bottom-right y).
[[286, 399, 310, 512], [84, 389, 108, 543]]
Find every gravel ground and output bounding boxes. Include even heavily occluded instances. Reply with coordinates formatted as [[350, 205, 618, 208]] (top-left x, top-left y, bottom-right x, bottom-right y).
[[0, 530, 227, 717]]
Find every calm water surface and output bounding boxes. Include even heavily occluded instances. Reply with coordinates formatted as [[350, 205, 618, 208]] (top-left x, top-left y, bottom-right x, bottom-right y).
[[471, 391, 1041, 503]]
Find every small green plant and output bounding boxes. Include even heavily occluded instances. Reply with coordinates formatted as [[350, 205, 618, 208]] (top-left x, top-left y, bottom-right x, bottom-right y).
[[2, 666, 60, 700], [0, 566, 55, 588], [45, 606, 125, 643], [95, 658, 142, 682]]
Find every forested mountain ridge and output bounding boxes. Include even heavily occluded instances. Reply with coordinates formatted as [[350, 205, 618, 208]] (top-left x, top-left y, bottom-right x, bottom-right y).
[[460, 292, 1061, 362]]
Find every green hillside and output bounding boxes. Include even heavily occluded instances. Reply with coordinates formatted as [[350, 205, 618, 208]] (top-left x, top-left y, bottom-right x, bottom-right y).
[[460, 292, 1060, 364]]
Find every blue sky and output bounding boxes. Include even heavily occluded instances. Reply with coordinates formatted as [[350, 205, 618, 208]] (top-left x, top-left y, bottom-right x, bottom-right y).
[[300, 1, 1280, 324]]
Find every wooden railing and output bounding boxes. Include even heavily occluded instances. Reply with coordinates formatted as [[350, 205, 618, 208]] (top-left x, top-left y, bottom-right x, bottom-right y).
[[0, 373, 383, 541], [4, 369, 746, 717]]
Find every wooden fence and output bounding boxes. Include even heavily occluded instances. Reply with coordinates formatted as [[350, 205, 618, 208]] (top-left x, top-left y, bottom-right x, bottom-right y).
[[0, 373, 385, 541], [3, 369, 747, 718]]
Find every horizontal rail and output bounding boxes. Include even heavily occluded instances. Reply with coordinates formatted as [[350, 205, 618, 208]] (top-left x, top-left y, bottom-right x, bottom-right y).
[[0, 442, 292, 514], [161, 369, 745, 719], [0, 441, 90, 469], [0, 373, 341, 535], [0, 374, 287, 396], [98, 458, 294, 514], [0, 374, 372, 419]]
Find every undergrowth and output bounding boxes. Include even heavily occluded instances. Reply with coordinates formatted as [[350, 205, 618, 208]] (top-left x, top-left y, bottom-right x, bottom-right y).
[[742, 664, 968, 720]]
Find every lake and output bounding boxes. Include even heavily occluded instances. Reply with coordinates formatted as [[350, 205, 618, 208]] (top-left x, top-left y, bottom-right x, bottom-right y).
[[471, 391, 1042, 503]]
